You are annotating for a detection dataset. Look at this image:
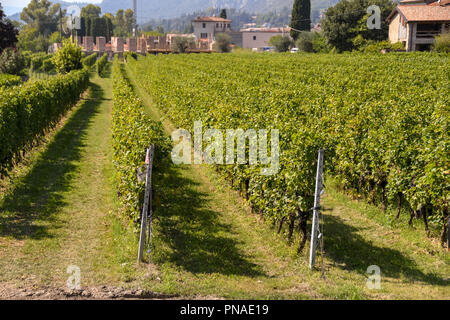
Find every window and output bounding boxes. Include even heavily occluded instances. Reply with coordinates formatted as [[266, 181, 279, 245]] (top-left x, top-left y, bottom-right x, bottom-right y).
[[201, 33, 208, 39], [253, 36, 257, 41], [216, 23, 219, 28], [203, 23, 206, 28]]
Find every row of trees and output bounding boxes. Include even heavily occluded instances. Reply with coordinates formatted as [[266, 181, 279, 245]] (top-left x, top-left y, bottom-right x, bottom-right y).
[[12, 1, 137, 53]]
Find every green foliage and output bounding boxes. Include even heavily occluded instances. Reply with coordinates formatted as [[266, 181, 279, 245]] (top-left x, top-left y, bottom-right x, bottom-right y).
[[322, 0, 395, 52], [433, 32, 450, 53], [30, 52, 50, 71], [290, 0, 311, 40], [213, 33, 232, 53], [111, 58, 171, 225], [359, 39, 405, 53], [124, 52, 137, 62], [95, 53, 108, 76], [130, 52, 449, 239], [296, 32, 314, 52], [0, 4, 18, 52], [0, 74, 22, 87], [269, 35, 292, 52], [17, 26, 49, 53], [52, 40, 83, 74], [82, 53, 98, 68], [0, 48, 25, 75], [171, 36, 195, 53], [0, 67, 89, 174], [20, 0, 62, 37]]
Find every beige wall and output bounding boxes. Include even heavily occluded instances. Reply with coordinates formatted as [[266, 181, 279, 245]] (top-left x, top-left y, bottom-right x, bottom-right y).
[[193, 21, 231, 40], [193, 21, 215, 40], [242, 32, 288, 49], [389, 13, 400, 43]]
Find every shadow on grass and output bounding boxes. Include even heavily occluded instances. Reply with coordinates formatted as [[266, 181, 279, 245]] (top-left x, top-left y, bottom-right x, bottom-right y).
[[0, 81, 103, 240], [153, 165, 265, 277], [324, 215, 448, 286]]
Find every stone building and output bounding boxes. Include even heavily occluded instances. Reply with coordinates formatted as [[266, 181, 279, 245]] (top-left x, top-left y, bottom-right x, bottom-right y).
[[387, 0, 450, 51]]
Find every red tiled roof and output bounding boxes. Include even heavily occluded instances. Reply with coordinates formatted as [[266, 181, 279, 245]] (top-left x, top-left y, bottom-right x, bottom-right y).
[[192, 16, 231, 22], [389, 2, 450, 22]]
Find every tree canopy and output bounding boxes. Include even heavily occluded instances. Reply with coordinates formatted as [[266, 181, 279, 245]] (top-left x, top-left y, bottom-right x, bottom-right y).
[[20, 0, 63, 37], [321, 0, 395, 51], [0, 4, 18, 52]]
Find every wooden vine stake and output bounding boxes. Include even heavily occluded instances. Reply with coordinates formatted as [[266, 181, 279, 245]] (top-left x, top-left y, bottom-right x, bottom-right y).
[[309, 149, 324, 269], [138, 145, 155, 263]]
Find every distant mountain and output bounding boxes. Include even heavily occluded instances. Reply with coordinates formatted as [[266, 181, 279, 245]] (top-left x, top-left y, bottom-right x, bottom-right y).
[[100, 0, 290, 21], [3, 6, 23, 16], [7, 0, 339, 26]]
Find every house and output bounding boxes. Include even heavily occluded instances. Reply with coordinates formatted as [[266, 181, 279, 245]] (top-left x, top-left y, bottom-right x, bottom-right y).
[[387, 0, 450, 51], [192, 16, 232, 41], [241, 27, 291, 50]]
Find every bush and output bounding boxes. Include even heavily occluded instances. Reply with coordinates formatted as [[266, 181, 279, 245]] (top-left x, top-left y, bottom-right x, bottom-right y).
[[42, 58, 55, 73], [362, 40, 405, 53], [172, 36, 195, 53], [82, 53, 97, 67], [0, 67, 89, 174], [52, 40, 83, 74], [433, 32, 450, 53], [213, 33, 232, 53], [269, 35, 292, 52], [111, 57, 171, 225], [0, 74, 22, 87], [124, 51, 137, 62], [296, 32, 314, 52], [95, 53, 108, 76], [30, 52, 51, 71], [0, 48, 25, 75]]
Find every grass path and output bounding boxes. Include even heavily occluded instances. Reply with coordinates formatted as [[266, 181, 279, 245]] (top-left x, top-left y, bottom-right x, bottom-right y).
[[0, 72, 135, 292], [126, 63, 449, 300]]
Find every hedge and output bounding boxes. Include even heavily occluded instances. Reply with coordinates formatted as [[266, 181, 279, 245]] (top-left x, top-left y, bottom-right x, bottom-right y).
[[0, 67, 90, 174], [111, 57, 170, 226]]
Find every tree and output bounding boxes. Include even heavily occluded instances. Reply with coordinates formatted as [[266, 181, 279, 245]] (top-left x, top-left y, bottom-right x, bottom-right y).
[[296, 32, 314, 52], [0, 48, 25, 75], [20, 0, 62, 37], [220, 9, 227, 19], [321, 0, 394, 52], [290, 0, 311, 41], [0, 4, 18, 52], [52, 40, 83, 74], [213, 33, 231, 53], [269, 35, 292, 52], [81, 4, 101, 19], [17, 26, 49, 52], [172, 36, 195, 53]]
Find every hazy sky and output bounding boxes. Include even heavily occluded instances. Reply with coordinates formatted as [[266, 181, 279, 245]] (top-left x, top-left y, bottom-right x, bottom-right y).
[[3, 0, 102, 7]]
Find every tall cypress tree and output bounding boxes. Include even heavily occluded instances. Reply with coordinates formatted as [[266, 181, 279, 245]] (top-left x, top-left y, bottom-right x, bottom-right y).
[[290, 0, 311, 40], [220, 9, 227, 19]]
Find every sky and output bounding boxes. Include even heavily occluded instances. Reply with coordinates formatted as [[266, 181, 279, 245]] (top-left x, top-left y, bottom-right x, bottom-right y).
[[3, 0, 101, 7], [2, 0, 102, 15]]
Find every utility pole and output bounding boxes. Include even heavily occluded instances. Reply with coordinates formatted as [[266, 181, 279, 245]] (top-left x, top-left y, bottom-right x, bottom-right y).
[[59, 8, 63, 39], [133, 0, 137, 38], [309, 149, 324, 269]]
